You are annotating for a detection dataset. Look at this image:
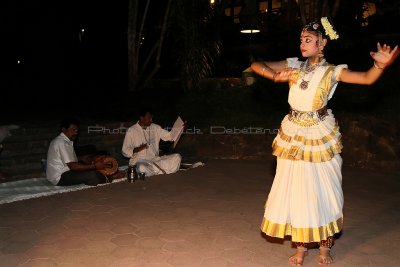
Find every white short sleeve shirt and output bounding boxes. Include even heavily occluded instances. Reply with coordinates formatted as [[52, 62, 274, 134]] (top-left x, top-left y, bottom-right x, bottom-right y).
[[46, 132, 78, 185]]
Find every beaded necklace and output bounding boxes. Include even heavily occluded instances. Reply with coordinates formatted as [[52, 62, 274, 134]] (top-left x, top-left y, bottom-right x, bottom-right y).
[[142, 127, 151, 145]]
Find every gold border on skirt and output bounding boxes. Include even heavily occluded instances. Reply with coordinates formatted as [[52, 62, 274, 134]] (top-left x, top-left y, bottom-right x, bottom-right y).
[[260, 217, 343, 243]]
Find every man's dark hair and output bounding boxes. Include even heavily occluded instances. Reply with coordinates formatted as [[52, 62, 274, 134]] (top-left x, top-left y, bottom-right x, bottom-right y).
[[59, 117, 80, 132], [137, 108, 153, 118]]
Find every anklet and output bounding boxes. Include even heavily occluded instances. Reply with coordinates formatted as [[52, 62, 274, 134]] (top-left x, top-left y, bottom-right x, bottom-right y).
[[320, 247, 330, 251]]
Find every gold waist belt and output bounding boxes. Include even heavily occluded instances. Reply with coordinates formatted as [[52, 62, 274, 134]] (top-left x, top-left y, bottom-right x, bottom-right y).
[[288, 106, 328, 127]]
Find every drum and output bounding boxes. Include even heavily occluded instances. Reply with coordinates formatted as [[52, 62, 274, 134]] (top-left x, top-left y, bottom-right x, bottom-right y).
[[94, 155, 118, 176]]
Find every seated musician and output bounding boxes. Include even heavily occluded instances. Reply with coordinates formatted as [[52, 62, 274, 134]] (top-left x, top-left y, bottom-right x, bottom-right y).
[[46, 117, 122, 186], [121, 109, 182, 179]]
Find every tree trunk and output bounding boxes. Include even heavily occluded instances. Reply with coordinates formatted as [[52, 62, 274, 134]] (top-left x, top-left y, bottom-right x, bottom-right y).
[[297, 0, 341, 24], [331, 0, 341, 17], [127, 0, 138, 91], [127, 0, 172, 92]]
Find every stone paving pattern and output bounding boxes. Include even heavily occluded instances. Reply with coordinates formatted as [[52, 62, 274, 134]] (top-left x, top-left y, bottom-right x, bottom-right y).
[[1, 159, 399, 266]]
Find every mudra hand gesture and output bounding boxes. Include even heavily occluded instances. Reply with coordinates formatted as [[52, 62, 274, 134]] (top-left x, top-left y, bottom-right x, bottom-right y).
[[273, 68, 298, 83], [370, 43, 399, 69]]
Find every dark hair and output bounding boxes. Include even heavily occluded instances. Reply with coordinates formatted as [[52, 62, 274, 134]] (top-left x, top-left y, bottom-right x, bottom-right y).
[[303, 17, 339, 42], [59, 117, 80, 132], [137, 108, 153, 118], [302, 20, 328, 39]]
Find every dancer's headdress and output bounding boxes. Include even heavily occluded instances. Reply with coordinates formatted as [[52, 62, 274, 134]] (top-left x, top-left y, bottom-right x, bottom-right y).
[[303, 17, 339, 40]]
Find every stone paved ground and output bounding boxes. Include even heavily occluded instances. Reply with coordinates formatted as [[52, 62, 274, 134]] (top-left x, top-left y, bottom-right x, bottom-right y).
[[0, 159, 399, 267]]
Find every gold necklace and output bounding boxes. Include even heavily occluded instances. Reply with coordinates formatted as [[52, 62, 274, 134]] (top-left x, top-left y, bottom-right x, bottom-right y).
[[298, 59, 325, 90]]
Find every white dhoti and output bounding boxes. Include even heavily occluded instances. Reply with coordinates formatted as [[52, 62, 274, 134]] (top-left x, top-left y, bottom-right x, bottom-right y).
[[136, 153, 181, 177]]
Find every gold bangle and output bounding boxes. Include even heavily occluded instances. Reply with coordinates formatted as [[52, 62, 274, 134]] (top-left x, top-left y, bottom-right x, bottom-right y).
[[373, 61, 384, 70]]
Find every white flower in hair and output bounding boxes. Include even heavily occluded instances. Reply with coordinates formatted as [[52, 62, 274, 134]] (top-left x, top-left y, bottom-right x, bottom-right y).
[[321, 17, 339, 40]]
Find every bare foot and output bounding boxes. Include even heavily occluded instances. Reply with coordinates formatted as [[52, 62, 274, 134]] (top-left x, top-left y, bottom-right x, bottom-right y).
[[318, 247, 333, 265], [289, 247, 308, 266]]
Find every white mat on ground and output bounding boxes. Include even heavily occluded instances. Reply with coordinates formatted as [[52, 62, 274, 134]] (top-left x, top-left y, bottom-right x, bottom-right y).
[[0, 176, 126, 205], [0, 163, 204, 205]]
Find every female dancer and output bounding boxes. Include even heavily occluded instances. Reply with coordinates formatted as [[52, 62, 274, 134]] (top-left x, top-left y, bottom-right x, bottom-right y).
[[251, 17, 398, 266]]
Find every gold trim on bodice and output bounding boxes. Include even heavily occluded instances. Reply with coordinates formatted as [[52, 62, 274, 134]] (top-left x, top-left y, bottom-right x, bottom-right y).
[[312, 65, 335, 110]]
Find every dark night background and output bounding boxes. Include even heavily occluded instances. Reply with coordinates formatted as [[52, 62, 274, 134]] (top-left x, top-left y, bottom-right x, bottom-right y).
[[1, 0, 128, 116], [1, 0, 400, 123]]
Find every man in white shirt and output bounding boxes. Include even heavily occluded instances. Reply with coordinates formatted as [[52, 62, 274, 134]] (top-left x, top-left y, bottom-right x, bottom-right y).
[[46, 118, 108, 186], [121, 110, 182, 178]]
